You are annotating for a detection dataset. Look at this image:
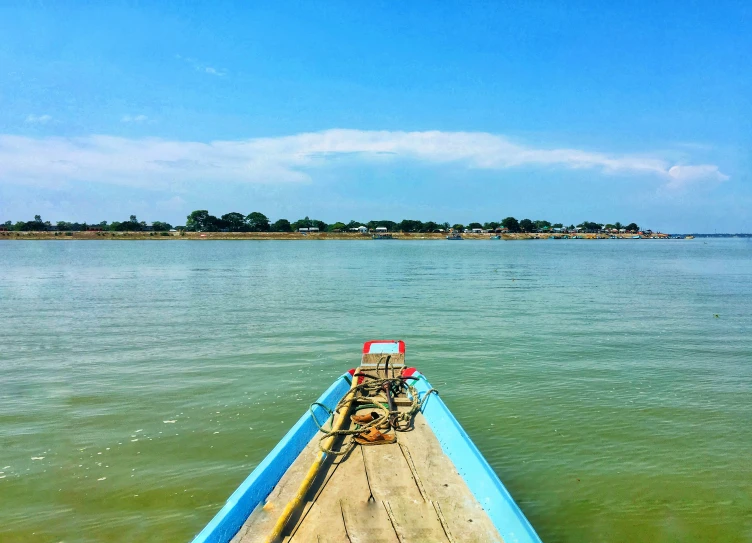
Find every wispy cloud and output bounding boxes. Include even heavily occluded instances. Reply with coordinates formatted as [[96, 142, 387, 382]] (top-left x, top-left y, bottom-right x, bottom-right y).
[[175, 54, 226, 76], [121, 114, 149, 123], [0, 129, 728, 189], [25, 114, 52, 124], [666, 165, 729, 189]]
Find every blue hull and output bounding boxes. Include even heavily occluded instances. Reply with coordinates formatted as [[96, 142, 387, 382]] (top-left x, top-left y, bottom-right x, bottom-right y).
[[191, 372, 541, 543]]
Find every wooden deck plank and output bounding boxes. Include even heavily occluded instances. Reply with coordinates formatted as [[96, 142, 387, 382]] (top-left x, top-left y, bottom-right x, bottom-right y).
[[234, 397, 504, 543], [397, 412, 504, 542]]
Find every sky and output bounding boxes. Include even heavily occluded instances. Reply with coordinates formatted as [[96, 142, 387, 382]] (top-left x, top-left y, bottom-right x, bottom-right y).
[[0, 2, 750, 232]]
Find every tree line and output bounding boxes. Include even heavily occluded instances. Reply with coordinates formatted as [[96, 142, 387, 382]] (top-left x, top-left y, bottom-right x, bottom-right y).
[[1, 212, 643, 234], [1, 215, 173, 232], [184, 212, 642, 233], [497, 218, 640, 233]]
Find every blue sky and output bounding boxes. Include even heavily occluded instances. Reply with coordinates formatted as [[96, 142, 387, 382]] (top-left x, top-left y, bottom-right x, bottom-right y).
[[0, 2, 750, 232]]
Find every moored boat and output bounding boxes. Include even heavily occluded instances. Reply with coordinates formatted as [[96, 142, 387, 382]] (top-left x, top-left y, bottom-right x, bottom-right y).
[[446, 233, 463, 240], [191, 340, 541, 543]]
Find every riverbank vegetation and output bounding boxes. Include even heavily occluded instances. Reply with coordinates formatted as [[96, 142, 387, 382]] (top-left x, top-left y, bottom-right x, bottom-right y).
[[1, 211, 644, 234]]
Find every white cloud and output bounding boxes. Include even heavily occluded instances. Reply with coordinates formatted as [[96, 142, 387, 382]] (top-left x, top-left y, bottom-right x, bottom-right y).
[[666, 165, 729, 189], [0, 129, 728, 189], [176, 54, 226, 76], [25, 114, 52, 124], [121, 115, 149, 123]]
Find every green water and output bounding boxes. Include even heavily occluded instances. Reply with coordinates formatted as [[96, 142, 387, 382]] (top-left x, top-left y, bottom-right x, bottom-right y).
[[1, 240, 750, 542]]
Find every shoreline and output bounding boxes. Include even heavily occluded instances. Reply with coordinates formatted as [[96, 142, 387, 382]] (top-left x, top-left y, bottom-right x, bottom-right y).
[[1, 231, 686, 241]]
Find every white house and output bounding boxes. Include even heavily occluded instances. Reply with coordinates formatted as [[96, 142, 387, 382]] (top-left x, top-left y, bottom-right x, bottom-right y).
[[299, 228, 309, 232], [309, 227, 320, 232], [375, 226, 388, 233]]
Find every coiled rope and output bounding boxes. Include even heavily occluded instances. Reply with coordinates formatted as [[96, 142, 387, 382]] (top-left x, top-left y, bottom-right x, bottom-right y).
[[310, 374, 437, 456]]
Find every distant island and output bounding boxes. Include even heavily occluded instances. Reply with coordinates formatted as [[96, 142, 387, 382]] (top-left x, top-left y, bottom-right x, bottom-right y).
[[2, 211, 748, 239], [2, 211, 645, 234]]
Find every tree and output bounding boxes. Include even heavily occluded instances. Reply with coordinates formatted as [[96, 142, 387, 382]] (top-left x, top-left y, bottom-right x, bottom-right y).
[[519, 219, 535, 232], [534, 220, 551, 230], [452, 224, 464, 232], [553, 223, 563, 228], [327, 222, 347, 232], [186, 210, 219, 232], [152, 221, 172, 231], [367, 220, 397, 231], [246, 212, 270, 232], [108, 215, 142, 231], [291, 217, 310, 231], [578, 221, 602, 232], [467, 222, 483, 230], [271, 219, 292, 232], [501, 217, 520, 232], [221, 212, 247, 232], [625, 222, 639, 232], [420, 221, 439, 232], [398, 219, 423, 232], [290, 216, 326, 231], [484, 221, 500, 231], [614, 222, 623, 231], [17, 215, 46, 231]]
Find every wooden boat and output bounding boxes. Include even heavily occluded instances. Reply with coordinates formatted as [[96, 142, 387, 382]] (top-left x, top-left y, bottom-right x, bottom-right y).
[[446, 233, 463, 240], [191, 340, 541, 543], [372, 234, 394, 240], [490, 235, 501, 240]]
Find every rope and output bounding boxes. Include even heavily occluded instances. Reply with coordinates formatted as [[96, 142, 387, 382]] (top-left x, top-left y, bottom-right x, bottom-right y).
[[312, 375, 438, 456]]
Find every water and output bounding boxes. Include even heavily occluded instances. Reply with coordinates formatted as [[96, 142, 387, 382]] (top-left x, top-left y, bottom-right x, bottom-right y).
[[1, 239, 750, 543]]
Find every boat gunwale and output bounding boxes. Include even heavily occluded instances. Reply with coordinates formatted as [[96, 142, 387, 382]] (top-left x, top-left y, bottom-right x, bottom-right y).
[[412, 371, 542, 543], [190, 373, 353, 543]]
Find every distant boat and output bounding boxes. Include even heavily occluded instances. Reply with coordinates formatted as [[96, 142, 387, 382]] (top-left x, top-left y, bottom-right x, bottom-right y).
[[446, 233, 463, 240], [490, 235, 501, 239], [372, 233, 394, 239], [191, 340, 542, 543], [631, 235, 641, 239], [685, 235, 695, 240]]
